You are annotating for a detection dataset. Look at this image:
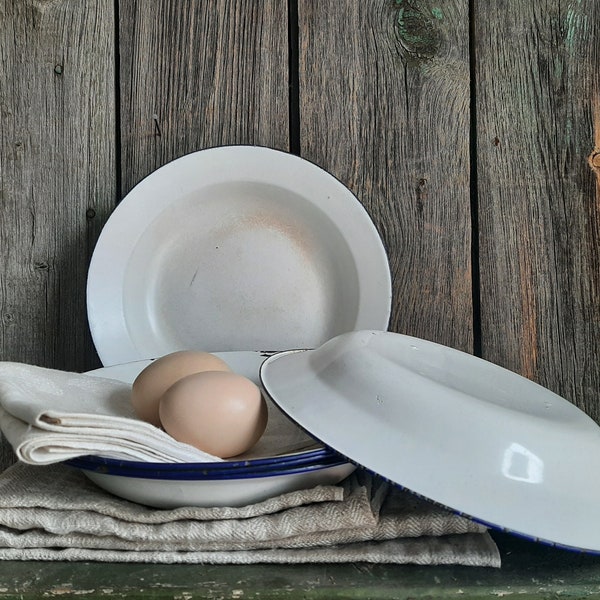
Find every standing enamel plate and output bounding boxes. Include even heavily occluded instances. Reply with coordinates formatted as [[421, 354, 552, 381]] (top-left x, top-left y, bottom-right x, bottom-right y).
[[87, 146, 391, 366]]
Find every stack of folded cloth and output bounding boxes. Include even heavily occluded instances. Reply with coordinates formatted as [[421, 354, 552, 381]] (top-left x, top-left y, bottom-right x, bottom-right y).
[[0, 462, 500, 565], [0, 362, 500, 566]]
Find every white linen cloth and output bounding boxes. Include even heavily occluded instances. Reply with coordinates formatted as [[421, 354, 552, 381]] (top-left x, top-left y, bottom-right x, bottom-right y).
[[0, 362, 221, 463], [0, 463, 501, 566], [0, 362, 318, 464]]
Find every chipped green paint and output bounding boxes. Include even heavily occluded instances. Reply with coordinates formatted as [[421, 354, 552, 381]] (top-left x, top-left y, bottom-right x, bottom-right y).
[[564, 5, 588, 50], [3, 534, 600, 598], [394, 0, 441, 62]]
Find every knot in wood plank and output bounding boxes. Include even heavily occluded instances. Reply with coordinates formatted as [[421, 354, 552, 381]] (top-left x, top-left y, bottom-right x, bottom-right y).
[[590, 149, 600, 170], [393, 0, 442, 63]]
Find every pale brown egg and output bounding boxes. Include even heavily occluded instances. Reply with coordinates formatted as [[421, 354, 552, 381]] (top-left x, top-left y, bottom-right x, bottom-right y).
[[131, 351, 231, 426], [158, 371, 268, 458]]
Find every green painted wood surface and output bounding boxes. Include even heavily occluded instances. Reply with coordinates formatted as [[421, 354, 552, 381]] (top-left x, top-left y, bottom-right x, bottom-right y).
[[0, 534, 599, 598]]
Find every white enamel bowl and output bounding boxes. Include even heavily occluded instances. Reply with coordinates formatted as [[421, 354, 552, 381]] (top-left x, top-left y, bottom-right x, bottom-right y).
[[87, 145, 391, 366], [260, 330, 600, 553], [70, 459, 355, 509], [72, 352, 354, 508]]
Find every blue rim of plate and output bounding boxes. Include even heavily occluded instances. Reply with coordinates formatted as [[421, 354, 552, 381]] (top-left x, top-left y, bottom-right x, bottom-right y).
[[65, 453, 350, 481], [63, 445, 336, 473], [64, 447, 339, 474]]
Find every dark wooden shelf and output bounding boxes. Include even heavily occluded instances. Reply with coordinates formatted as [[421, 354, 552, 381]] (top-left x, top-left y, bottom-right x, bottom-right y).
[[0, 533, 598, 598]]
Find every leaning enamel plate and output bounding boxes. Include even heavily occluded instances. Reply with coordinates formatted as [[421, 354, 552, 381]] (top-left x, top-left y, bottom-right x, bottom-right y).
[[260, 330, 600, 553], [87, 146, 391, 366]]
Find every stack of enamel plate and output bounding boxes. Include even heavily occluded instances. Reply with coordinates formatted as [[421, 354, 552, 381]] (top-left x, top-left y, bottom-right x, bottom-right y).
[[76, 146, 392, 509]]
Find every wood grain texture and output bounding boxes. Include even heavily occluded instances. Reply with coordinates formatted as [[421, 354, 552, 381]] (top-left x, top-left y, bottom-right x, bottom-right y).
[[0, 1, 115, 367], [474, 1, 600, 418], [298, 0, 473, 351], [119, 0, 289, 196], [0, 0, 115, 467]]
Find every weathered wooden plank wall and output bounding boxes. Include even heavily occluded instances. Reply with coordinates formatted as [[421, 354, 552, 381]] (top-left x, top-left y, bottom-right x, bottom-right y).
[[0, 0, 115, 466], [1, 0, 599, 473], [119, 0, 289, 196], [474, 0, 600, 418], [0, 0, 115, 370], [298, 0, 473, 352]]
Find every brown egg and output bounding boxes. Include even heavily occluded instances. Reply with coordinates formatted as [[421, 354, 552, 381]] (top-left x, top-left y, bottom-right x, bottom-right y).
[[158, 371, 268, 458], [131, 351, 231, 426]]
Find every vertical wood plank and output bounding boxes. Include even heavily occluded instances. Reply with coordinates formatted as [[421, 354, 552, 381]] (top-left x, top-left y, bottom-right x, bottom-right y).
[[0, 0, 115, 370], [0, 0, 115, 467], [119, 0, 289, 196], [298, 0, 473, 351], [475, 1, 600, 418]]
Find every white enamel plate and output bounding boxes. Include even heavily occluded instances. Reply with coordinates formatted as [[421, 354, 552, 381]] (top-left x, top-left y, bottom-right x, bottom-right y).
[[87, 146, 391, 366], [77, 352, 354, 508], [260, 330, 600, 553]]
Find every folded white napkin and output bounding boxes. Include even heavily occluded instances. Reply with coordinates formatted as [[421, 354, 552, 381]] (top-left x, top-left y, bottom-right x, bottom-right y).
[[0, 362, 320, 465], [0, 362, 221, 464], [0, 463, 501, 566]]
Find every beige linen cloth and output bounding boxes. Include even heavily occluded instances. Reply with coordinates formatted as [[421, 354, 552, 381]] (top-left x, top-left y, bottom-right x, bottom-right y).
[[0, 362, 316, 464], [0, 462, 500, 566]]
